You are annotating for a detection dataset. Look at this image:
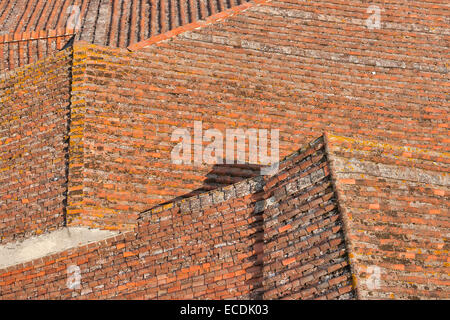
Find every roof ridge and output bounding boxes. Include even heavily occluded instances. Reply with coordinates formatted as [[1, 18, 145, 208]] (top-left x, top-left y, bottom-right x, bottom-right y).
[[127, 0, 272, 51]]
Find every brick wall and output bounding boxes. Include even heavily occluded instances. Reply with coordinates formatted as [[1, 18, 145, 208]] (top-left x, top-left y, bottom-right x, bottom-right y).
[[66, 42, 268, 230], [0, 231, 133, 299], [326, 134, 450, 299], [262, 137, 354, 299], [0, 49, 72, 243], [136, 177, 266, 299], [0, 175, 265, 299], [66, 0, 448, 232]]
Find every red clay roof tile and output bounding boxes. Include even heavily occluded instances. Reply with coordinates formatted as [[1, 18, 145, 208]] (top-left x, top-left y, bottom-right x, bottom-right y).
[[0, 0, 448, 300]]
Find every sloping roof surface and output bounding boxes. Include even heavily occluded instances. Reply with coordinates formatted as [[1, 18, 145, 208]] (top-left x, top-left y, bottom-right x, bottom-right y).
[[56, 0, 449, 230], [0, 29, 74, 71], [0, 49, 72, 243], [326, 134, 449, 299], [261, 135, 354, 299], [0, 0, 251, 46], [0, 0, 252, 71], [0, 0, 448, 300], [0, 134, 356, 299], [1, 133, 447, 299]]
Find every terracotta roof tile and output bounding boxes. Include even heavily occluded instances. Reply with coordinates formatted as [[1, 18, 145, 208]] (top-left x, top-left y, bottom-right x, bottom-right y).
[[57, 0, 448, 229], [325, 133, 450, 299], [0, 0, 448, 300], [139, 135, 356, 299], [0, 0, 253, 71], [0, 0, 252, 47], [0, 29, 74, 71]]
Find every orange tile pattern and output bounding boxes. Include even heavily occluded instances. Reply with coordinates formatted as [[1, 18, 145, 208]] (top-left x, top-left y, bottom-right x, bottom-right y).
[[0, 0, 448, 300], [65, 0, 448, 229], [262, 136, 354, 299], [0, 0, 252, 71], [0, 136, 355, 299]]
